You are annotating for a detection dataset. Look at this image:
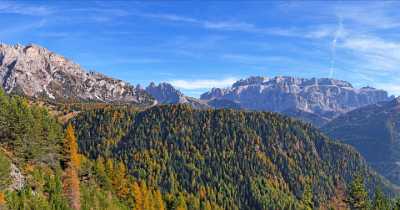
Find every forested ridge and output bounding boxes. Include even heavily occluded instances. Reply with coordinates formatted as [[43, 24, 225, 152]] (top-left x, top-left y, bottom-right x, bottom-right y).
[[0, 89, 219, 210], [1, 86, 400, 210], [72, 104, 399, 209], [323, 98, 400, 186]]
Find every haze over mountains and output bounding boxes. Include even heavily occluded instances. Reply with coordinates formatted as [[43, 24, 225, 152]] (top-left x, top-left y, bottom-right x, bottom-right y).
[[323, 97, 400, 185], [0, 43, 392, 126]]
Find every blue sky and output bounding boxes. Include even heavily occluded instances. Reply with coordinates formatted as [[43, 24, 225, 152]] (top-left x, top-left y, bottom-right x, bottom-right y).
[[1, 1, 400, 97]]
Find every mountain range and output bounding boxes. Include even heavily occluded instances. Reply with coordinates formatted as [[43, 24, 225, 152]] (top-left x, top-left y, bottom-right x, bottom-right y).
[[0, 44, 154, 105], [0, 43, 392, 127], [200, 76, 392, 125], [1, 42, 400, 209]]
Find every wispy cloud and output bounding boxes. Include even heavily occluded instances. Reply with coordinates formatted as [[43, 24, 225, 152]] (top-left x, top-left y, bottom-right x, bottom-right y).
[[221, 54, 291, 65], [136, 12, 314, 38], [374, 82, 400, 96], [336, 2, 400, 29], [169, 77, 237, 90], [0, 19, 47, 39], [0, 1, 53, 16], [36, 31, 70, 38], [113, 58, 163, 64], [138, 13, 199, 23], [340, 36, 400, 71]]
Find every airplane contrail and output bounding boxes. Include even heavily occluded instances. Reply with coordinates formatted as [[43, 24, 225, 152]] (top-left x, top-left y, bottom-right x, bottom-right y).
[[329, 17, 343, 78]]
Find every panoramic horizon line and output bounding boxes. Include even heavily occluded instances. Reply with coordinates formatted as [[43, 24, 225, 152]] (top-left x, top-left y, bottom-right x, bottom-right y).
[[0, 42, 393, 97]]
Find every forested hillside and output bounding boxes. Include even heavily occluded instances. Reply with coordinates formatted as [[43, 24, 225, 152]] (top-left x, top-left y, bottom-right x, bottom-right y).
[[0, 89, 219, 210], [72, 104, 398, 209], [323, 98, 400, 186], [2, 86, 400, 210]]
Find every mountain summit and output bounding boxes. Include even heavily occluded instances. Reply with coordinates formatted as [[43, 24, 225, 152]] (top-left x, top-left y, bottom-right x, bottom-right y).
[[145, 82, 188, 104], [145, 82, 209, 108], [0, 43, 393, 125], [0, 43, 154, 105], [201, 76, 391, 125]]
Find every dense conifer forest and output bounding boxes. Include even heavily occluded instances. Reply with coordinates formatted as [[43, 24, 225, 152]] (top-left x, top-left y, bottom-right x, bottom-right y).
[[1, 88, 400, 210]]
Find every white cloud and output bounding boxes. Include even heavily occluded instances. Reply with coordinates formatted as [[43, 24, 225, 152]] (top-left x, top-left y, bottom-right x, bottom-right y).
[[375, 83, 400, 96], [113, 58, 163, 64], [221, 54, 290, 65], [0, 19, 47, 39], [0, 1, 53, 16], [342, 37, 400, 51], [169, 77, 237, 90], [204, 21, 255, 31], [138, 13, 199, 23], [336, 2, 400, 29], [340, 36, 400, 71], [136, 12, 317, 38]]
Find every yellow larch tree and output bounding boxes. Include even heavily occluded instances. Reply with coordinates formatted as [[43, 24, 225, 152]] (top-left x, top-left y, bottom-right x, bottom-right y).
[[63, 123, 81, 210]]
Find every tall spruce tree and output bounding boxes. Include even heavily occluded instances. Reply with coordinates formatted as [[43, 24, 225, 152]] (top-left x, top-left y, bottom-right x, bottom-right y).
[[301, 180, 313, 210], [372, 187, 390, 210], [348, 175, 370, 210]]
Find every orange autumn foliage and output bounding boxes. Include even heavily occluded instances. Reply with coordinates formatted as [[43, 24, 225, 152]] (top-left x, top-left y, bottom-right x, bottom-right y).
[[64, 123, 80, 169], [63, 123, 81, 210], [0, 192, 6, 206]]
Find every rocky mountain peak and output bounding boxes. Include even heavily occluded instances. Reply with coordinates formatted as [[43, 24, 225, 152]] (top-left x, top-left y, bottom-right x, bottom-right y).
[[0, 43, 154, 105], [395, 96, 400, 104], [145, 82, 187, 104], [386, 96, 400, 110], [200, 76, 391, 125]]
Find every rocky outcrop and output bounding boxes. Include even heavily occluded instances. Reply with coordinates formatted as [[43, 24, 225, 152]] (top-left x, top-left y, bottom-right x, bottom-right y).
[[145, 82, 188, 104], [0, 43, 154, 105], [145, 82, 209, 109], [9, 163, 24, 191], [201, 76, 392, 125]]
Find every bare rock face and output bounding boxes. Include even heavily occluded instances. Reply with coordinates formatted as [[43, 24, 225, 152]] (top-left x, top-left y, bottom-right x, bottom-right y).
[[201, 76, 392, 125], [8, 163, 24, 191], [145, 82, 209, 109], [0, 43, 154, 105], [145, 82, 188, 104]]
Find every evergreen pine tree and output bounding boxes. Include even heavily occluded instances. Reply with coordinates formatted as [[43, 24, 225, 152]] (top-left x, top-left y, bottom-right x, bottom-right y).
[[301, 180, 313, 210], [393, 198, 400, 210], [347, 175, 370, 210], [175, 193, 187, 210], [372, 187, 390, 210]]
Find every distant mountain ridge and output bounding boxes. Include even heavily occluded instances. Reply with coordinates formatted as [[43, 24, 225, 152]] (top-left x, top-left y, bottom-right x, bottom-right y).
[[323, 97, 400, 185], [146, 82, 188, 104], [200, 76, 392, 125], [145, 82, 209, 109], [0, 43, 154, 105], [0, 43, 393, 126]]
